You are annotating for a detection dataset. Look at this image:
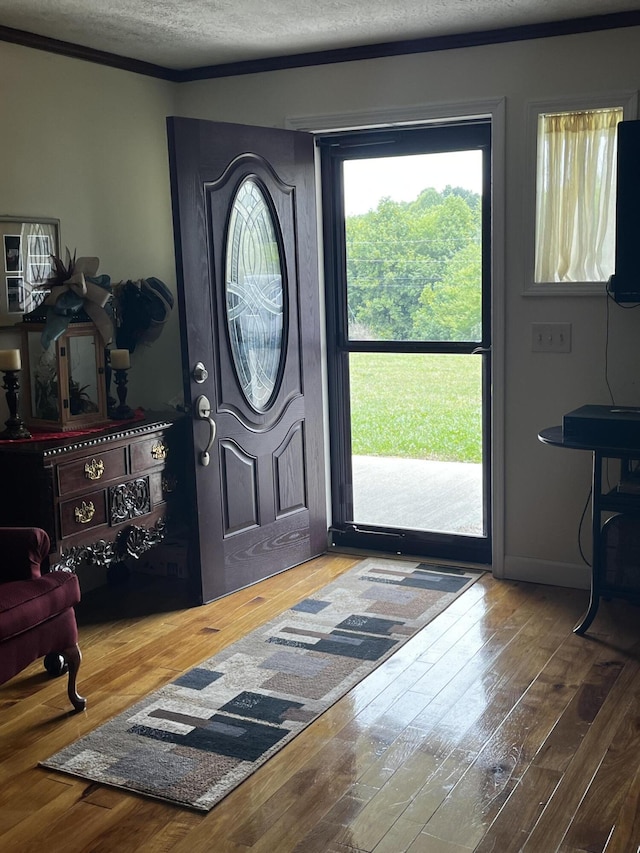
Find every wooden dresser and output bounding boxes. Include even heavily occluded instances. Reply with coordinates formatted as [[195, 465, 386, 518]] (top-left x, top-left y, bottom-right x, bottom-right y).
[[0, 414, 186, 573]]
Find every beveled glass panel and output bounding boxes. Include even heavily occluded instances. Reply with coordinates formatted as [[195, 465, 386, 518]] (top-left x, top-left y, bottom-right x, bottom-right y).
[[68, 335, 99, 417], [225, 179, 284, 411], [27, 330, 59, 421]]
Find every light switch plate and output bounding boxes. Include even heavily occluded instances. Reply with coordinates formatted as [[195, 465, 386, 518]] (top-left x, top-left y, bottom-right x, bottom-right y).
[[531, 322, 572, 352]]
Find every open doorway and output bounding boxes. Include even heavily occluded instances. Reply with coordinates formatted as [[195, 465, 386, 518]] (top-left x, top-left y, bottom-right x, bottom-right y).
[[320, 120, 492, 564]]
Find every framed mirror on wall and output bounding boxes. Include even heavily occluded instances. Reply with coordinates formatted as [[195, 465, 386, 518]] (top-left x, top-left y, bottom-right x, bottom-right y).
[[0, 216, 59, 327]]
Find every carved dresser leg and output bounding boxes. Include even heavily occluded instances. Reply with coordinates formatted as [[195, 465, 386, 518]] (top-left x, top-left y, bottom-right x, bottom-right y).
[[62, 644, 87, 712]]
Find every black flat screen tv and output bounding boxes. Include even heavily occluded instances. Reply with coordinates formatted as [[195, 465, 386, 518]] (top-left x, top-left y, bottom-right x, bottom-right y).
[[610, 118, 640, 303]]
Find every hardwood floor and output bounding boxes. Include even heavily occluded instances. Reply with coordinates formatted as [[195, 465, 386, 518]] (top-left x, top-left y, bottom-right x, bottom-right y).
[[2, 554, 640, 852]]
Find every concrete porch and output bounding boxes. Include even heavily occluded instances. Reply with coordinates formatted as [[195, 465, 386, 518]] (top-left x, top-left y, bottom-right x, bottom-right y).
[[352, 455, 484, 536]]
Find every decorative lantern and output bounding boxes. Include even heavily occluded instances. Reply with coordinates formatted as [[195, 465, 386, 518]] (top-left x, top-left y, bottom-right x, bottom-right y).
[[18, 249, 113, 432], [21, 320, 108, 431]]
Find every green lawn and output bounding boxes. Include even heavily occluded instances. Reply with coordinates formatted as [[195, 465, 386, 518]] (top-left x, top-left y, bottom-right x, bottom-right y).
[[349, 352, 483, 463]]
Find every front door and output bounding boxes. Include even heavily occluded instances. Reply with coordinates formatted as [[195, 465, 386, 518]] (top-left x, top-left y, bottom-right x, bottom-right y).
[[167, 117, 327, 603]]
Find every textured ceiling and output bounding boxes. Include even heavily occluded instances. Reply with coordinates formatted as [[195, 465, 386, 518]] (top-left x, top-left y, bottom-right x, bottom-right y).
[[0, 0, 638, 70]]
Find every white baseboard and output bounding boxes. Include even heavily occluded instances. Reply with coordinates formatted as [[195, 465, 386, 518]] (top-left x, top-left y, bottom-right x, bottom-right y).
[[502, 555, 590, 590]]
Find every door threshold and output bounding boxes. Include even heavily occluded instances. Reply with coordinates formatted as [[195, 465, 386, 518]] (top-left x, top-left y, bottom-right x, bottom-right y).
[[329, 543, 492, 573]]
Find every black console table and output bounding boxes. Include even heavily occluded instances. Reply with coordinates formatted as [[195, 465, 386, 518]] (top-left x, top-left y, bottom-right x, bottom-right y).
[[539, 425, 640, 634]]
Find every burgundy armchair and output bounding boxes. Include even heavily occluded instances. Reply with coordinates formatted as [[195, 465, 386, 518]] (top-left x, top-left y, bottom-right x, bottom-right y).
[[0, 527, 86, 712]]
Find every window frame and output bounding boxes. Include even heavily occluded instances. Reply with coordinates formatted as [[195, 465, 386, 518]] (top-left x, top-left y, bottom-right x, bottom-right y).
[[523, 90, 638, 296]]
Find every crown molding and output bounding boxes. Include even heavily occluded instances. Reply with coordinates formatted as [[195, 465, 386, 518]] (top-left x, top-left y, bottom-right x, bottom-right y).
[[1, 10, 639, 83], [176, 10, 640, 81], [0, 24, 180, 80]]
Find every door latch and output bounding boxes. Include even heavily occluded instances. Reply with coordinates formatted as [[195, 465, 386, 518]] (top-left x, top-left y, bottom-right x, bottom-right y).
[[192, 362, 209, 383]]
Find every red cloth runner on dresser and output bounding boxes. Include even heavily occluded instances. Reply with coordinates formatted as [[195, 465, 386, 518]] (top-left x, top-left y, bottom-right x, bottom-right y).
[[0, 408, 146, 443]]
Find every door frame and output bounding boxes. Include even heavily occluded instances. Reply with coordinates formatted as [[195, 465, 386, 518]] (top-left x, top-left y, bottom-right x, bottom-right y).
[[321, 121, 492, 563], [287, 98, 506, 573]]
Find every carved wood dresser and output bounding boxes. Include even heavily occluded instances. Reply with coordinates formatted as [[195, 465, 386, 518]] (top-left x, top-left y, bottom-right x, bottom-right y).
[[0, 414, 185, 574]]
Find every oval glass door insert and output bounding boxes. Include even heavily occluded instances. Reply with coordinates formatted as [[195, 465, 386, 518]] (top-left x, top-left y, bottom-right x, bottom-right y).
[[225, 178, 285, 411]]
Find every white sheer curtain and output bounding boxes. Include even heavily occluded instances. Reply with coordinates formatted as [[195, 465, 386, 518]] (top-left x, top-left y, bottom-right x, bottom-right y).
[[535, 107, 622, 283]]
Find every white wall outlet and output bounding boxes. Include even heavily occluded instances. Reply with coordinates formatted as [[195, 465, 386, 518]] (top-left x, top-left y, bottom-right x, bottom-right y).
[[531, 322, 572, 353]]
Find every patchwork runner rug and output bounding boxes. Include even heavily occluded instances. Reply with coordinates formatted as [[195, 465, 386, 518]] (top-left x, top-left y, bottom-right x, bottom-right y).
[[42, 557, 482, 811]]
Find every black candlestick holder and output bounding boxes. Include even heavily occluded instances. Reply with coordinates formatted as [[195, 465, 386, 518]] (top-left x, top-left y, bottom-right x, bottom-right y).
[[111, 368, 134, 420], [0, 369, 31, 439], [104, 348, 117, 417]]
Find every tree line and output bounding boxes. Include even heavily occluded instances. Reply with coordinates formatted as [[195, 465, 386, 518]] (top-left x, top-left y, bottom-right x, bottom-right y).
[[345, 186, 482, 342]]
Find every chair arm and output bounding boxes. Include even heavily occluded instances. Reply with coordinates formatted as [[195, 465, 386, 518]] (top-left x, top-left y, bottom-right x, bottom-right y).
[[0, 527, 51, 582]]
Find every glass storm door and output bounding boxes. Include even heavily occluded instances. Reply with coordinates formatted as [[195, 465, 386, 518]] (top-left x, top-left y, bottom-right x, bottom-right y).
[[320, 121, 492, 564]]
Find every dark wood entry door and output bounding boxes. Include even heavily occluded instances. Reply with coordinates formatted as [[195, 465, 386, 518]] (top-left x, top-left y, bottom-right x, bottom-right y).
[[167, 117, 327, 604]]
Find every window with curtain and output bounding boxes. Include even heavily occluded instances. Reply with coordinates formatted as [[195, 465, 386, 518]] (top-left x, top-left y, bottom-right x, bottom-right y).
[[535, 106, 623, 284]]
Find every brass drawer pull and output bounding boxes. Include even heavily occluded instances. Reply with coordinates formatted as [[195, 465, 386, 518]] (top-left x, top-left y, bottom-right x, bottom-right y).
[[84, 458, 105, 480], [151, 441, 167, 461], [74, 500, 95, 524]]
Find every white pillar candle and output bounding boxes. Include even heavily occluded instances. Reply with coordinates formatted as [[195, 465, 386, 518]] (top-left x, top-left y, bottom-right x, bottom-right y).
[[110, 349, 130, 369], [0, 349, 21, 371]]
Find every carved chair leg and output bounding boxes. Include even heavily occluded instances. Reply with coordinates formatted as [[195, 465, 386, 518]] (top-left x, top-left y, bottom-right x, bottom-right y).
[[61, 644, 87, 712]]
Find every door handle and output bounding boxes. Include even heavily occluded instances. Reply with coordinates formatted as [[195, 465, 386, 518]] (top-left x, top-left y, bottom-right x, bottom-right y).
[[196, 394, 216, 466], [471, 346, 491, 355]]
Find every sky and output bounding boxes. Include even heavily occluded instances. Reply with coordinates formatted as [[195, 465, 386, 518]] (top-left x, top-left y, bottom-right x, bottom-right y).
[[343, 150, 483, 215]]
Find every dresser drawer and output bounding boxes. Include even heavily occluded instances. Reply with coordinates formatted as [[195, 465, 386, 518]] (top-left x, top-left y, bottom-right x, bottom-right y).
[[130, 434, 169, 473], [57, 447, 127, 496], [59, 490, 107, 537]]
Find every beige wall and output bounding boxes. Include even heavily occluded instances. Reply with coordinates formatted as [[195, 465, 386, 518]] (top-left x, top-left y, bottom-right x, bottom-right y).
[[2, 26, 640, 586], [0, 42, 182, 413], [176, 26, 640, 586]]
